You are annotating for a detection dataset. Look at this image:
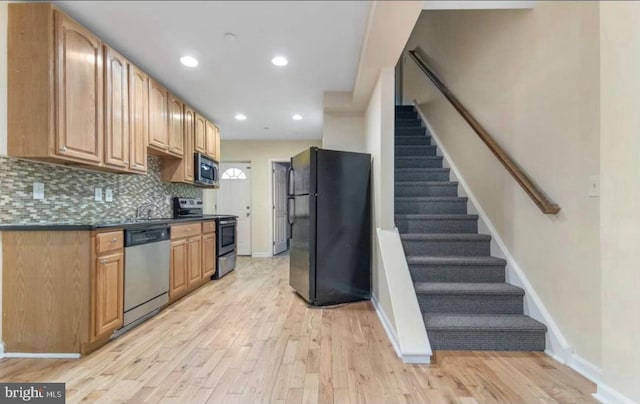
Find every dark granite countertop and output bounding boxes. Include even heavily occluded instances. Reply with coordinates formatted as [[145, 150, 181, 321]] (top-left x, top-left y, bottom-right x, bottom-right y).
[[0, 215, 236, 231]]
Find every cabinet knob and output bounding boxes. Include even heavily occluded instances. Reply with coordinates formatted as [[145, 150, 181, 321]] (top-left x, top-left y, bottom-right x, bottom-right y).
[[59, 146, 67, 152], [110, 238, 117, 243], [100, 260, 107, 265]]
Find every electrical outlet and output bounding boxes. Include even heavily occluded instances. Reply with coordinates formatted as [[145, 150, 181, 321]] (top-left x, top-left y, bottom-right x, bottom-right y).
[[33, 182, 45, 200], [105, 188, 113, 202], [166, 196, 171, 204], [588, 175, 600, 197], [94, 187, 103, 202]]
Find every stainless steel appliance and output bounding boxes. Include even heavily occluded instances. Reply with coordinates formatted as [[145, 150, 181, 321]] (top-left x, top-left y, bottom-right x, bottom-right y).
[[215, 217, 237, 279], [194, 152, 219, 187], [172, 197, 237, 280], [122, 225, 170, 331], [288, 147, 371, 306]]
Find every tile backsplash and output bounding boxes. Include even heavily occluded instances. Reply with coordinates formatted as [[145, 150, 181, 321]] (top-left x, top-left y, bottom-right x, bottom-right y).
[[0, 156, 201, 224]]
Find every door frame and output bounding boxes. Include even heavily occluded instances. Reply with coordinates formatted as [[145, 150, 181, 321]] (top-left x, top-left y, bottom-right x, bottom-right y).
[[269, 158, 291, 257], [218, 161, 252, 256]]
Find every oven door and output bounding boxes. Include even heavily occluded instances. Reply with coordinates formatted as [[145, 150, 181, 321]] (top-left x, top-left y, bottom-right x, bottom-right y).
[[218, 220, 236, 256]]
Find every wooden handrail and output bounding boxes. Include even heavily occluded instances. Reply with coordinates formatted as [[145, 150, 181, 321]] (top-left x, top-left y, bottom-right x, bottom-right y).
[[407, 50, 560, 214]]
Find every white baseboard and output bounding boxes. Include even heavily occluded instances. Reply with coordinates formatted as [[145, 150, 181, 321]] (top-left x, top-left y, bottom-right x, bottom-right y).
[[593, 383, 637, 404], [413, 101, 571, 360], [251, 252, 272, 258], [0, 342, 4, 357], [566, 354, 603, 385], [371, 295, 430, 364], [2, 352, 80, 359]]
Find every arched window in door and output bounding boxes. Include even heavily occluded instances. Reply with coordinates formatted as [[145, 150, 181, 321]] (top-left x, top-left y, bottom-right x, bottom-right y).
[[221, 167, 247, 180]]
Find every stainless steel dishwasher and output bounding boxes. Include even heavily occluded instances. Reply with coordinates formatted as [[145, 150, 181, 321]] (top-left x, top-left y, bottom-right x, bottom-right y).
[[121, 225, 170, 333]]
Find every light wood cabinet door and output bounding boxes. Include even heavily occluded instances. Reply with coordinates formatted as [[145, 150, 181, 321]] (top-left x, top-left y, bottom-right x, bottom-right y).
[[187, 236, 202, 288], [170, 239, 188, 299], [202, 233, 216, 279], [168, 94, 184, 157], [184, 106, 195, 182], [194, 113, 206, 154], [129, 64, 148, 173], [104, 46, 129, 169], [94, 251, 124, 338], [215, 126, 221, 161], [54, 11, 103, 164], [148, 78, 168, 151], [205, 120, 216, 159]]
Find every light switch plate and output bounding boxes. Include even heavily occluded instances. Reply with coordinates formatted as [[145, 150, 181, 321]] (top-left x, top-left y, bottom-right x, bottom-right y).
[[33, 182, 44, 200], [166, 196, 171, 205], [588, 175, 600, 197], [105, 188, 113, 202], [94, 187, 103, 202]]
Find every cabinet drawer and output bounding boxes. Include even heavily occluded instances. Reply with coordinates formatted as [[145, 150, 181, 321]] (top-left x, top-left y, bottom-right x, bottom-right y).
[[96, 231, 124, 254], [202, 221, 216, 234], [171, 223, 202, 239]]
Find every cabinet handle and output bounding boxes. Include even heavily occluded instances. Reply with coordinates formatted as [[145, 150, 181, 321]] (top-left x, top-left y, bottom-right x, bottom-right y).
[[110, 238, 117, 243], [59, 146, 67, 152]]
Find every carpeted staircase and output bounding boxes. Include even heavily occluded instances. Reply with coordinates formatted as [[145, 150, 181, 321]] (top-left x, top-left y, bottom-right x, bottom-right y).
[[394, 105, 547, 351]]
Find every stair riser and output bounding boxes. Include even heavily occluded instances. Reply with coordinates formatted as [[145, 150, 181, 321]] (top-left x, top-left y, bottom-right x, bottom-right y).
[[418, 294, 523, 314], [428, 330, 546, 351], [395, 137, 431, 146], [396, 218, 478, 233], [402, 239, 490, 256], [395, 184, 458, 197], [410, 265, 505, 283], [396, 120, 422, 128], [396, 170, 450, 182], [395, 200, 466, 214], [395, 159, 443, 169], [395, 112, 417, 120], [395, 146, 437, 156], [395, 127, 428, 137], [395, 106, 415, 112]]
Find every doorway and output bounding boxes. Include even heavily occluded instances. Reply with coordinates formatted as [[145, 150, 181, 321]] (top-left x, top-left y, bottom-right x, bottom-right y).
[[272, 161, 291, 256], [217, 162, 251, 256]]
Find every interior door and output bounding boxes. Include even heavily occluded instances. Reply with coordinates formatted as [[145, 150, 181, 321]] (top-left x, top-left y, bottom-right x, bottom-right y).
[[217, 162, 251, 256], [273, 163, 289, 255]]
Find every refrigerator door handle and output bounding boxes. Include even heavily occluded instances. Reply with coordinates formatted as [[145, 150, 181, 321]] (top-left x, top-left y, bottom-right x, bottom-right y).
[[287, 167, 294, 197], [287, 198, 295, 226]]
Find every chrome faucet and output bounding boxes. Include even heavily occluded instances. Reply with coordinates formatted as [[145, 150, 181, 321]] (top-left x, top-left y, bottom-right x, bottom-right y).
[[135, 202, 159, 219]]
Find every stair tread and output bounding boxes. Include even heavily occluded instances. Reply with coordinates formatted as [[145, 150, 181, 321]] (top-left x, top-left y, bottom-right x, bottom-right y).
[[401, 233, 490, 241], [415, 282, 523, 296], [396, 214, 478, 220], [425, 314, 547, 332], [407, 255, 505, 265], [395, 167, 449, 171], [395, 156, 442, 160]]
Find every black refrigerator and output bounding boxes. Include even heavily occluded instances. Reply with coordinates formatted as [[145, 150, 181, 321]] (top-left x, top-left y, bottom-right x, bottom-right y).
[[288, 147, 371, 306]]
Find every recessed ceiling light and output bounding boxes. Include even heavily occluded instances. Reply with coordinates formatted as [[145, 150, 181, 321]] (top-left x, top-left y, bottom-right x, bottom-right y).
[[292, 114, 303, 121], [180, 55, 198, 67], [235, 114, 247, 121], [271, 56, 288, 67], [263, 127, 269, 130], [224, 33, 237, 41]]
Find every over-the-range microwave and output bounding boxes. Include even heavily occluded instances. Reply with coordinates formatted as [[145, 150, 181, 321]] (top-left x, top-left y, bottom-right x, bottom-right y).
[[194, 152, 219, 187]]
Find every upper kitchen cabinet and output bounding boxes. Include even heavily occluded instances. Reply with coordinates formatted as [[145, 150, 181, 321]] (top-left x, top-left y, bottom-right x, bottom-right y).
[[104, 46, 129, 170], [161, 103, 195, 184], [215, 125, 221, 161], [128, 64, 149, 173], [8, 4, 104, 165], [205, 120, 217, 160], [148, 78, 169, 153], [194, 113, 207, 155], [167, 94, 184, 157]]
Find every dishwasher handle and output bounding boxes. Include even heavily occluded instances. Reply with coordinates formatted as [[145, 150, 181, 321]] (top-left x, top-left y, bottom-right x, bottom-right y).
[[125, 226, 170, 247]]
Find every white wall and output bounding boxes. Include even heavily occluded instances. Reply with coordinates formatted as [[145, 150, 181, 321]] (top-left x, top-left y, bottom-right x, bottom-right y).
[[599, 2, 640, 402], [403, 2, 601, 367], [0, 1, 8, 350], [219, 139, 321, 257], [322, 111, 364, 152]]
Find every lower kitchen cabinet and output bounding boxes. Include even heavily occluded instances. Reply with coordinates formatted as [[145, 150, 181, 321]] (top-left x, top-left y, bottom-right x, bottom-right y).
[[170, 238, 188, 300], [93, 251, 124, 339], [202, 232, 216, 278], [187, 236, 202, 288]]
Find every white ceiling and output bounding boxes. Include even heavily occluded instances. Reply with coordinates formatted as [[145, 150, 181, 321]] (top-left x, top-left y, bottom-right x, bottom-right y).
[[54, 1, 370, 140]]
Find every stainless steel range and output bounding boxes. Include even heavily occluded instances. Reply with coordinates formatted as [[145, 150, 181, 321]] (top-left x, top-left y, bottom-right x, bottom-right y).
[[173, 197, 237, 279]]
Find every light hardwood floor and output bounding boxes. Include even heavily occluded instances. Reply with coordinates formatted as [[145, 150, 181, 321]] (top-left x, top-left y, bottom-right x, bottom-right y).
[[0, 256, 596, 404]]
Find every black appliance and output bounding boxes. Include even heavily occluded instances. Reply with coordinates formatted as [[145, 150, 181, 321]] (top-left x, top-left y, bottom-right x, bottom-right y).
[[288, 147, 371, 306], [194, 152, 219, 187], [173, 197, 203, 219], [173, 197, 237, 280]]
